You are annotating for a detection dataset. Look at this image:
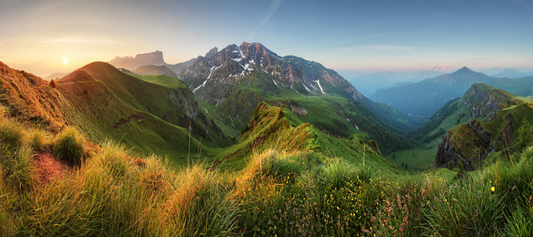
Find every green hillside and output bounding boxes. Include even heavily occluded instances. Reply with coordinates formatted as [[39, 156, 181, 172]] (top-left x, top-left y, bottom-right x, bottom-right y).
[[126, 73, 187, 89], [385, 84, 516, 172], [3, 100, 533, 236], [131, 64, 178, 78], [63, 62, 231, 148], [205, 70, 415, 154], [211, 102, 394, 171], [488, 76, 533, 96], [56, 70, 211, 164], [434, 101, 533, 170], [410, 83, 515, 144], [2, 60, 533, 236]]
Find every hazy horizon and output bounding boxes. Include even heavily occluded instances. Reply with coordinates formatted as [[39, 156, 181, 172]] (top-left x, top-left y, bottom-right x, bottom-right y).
[[1, 0, 533, 78]]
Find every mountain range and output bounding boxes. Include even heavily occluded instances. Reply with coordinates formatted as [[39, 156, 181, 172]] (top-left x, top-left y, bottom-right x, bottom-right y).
[[368, 67, 494, 118], [346, 65, 456, 95], [110, 43, 417, 153], [409, 83, 515, 144], [368, 67, 533, 121]]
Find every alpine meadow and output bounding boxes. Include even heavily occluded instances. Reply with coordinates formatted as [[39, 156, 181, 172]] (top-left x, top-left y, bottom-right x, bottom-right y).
[[2, 0, 533, 236]]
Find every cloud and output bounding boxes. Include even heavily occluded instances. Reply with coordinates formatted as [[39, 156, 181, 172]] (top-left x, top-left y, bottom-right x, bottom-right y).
[[248, 0, 282, 41]]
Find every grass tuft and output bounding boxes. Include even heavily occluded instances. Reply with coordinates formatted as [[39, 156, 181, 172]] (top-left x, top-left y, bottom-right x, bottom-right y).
[[1, 146, 37, 192], [29, 127, 52, 152], [0, 118, 25, 150], [52, 126, 86, 165]]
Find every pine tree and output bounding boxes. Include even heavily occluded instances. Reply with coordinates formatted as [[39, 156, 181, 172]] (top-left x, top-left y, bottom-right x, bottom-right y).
[[50, 79, 56, 88]]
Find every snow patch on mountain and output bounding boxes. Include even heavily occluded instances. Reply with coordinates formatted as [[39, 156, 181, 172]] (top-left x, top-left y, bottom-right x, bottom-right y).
[[315, 80, 325, 94], [193, 79, 208, 93]]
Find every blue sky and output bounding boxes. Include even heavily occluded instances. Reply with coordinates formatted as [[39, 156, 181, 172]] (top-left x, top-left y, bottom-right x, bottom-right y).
[[1, 0, 532, 77]]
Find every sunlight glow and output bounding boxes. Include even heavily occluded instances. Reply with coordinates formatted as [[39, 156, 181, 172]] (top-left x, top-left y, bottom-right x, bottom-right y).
[[63, 57, 69, 64]]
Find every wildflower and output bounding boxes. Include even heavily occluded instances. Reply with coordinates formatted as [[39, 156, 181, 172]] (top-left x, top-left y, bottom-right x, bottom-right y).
[[491, 187, 495, 192]]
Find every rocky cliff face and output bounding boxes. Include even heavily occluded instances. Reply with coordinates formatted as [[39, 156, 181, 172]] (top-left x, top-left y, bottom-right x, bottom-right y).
[[109, 51, 165, 70], [433, 84, 520, 171], [462, 84, 514, 122], [434, 101, 533, 171], [166, 85, 227, 141], [434, 119, 494, 171]]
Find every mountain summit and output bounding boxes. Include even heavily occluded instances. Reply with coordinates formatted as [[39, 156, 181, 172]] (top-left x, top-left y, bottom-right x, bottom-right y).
[[181, 42, 363, 106]]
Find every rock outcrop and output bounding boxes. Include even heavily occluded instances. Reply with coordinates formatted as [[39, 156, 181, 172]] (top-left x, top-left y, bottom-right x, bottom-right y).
[[109, 51, 165, 70], [434, 102, 533, 171], [462, 84, 514, 122], [289, 105, 308, 117], [434, 119, 494, 171]]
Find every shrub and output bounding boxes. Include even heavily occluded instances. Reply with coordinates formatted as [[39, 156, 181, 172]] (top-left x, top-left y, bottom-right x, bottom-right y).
[[52, 127, 85, 165]]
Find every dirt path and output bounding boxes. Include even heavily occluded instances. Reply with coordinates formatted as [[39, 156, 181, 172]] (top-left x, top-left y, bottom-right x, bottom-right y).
[[33, 152, 70, 185]]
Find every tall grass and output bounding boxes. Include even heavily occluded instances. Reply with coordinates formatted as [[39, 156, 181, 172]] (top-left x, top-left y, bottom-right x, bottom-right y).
[[2, 115, 533, 235], [52, 126, 86, 165], [1, 130, 238, 236], [0, 117, 25, 150], [29, 127, 52, 152]]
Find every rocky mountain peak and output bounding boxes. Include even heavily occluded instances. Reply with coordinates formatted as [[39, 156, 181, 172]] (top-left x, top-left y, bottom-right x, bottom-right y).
[[180, 42, 365, 108], [204, 47, 218, 58]]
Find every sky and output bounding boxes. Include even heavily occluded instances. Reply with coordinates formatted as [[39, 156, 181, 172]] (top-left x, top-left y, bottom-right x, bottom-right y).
[[1, 0, 533, 78]]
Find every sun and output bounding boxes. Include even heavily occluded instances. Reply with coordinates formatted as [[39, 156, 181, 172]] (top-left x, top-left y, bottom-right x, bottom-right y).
[[62, 57, 69, 64]]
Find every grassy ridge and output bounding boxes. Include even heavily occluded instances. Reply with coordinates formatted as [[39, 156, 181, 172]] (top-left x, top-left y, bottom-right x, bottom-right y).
[[75, 62, 230, 147], [211, 102, 393, 171], [56, 72, 210, 164], [443, 102, 533, 169], [210, 72, 415, 154]]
